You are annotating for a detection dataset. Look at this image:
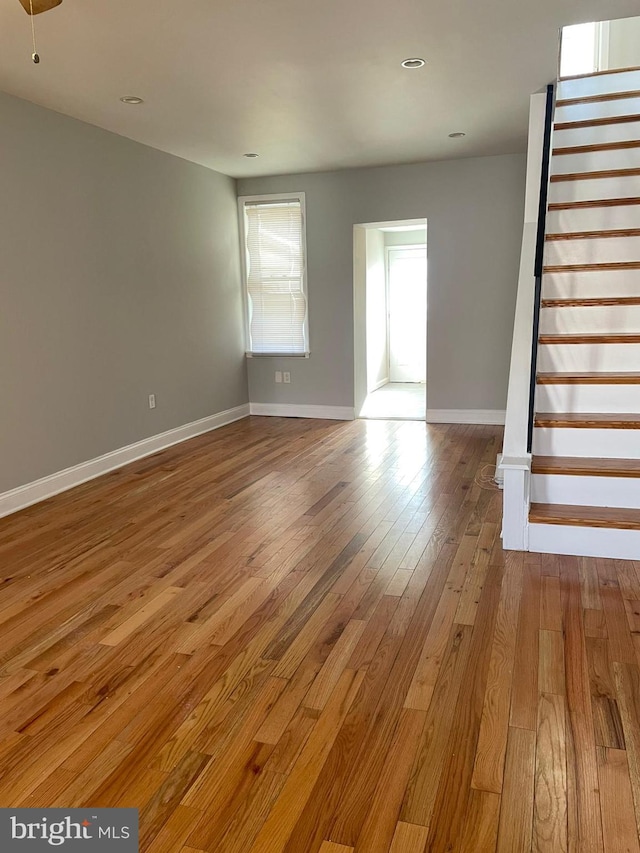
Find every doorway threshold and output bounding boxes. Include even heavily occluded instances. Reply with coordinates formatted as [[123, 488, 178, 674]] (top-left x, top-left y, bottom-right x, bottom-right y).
[[359, 382, 426, 421]]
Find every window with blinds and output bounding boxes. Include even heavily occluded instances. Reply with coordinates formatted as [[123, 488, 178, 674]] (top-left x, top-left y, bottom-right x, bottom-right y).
[[239, 194, 309, 356]]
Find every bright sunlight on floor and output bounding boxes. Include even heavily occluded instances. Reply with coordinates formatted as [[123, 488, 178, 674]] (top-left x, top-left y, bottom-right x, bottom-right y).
[[359, 382, 426, 421]]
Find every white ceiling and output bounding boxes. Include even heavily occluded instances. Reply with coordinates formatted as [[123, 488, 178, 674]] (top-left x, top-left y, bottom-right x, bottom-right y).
[[0, 0, 638, 178]]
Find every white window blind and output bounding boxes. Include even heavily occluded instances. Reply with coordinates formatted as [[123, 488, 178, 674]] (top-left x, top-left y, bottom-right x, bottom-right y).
[[242, 196, 308, 356]]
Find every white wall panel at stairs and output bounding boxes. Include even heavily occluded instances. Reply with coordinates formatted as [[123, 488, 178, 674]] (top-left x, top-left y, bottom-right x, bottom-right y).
[[542, 270, 640, 299], [536, 383, 640, 413], [555, 96, 640, 125], [546, 206, 640, 234], [529, 523, 640, 560], [553, 120, 640, 148], [531, 473, 640, 509], [533, 427, 640, 459], [540, 304, 640, 334], [548, 175, 640, 203], [544, 236, 640, 266], [538, 343, 640, 373], [552, 147, 640, 175], [557, 70, 640, 100]]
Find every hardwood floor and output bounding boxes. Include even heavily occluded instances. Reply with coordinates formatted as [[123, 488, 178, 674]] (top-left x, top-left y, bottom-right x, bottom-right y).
[[1, 415, 640, 851]]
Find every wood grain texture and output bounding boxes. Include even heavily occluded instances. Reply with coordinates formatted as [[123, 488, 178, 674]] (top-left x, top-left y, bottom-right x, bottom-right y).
[[530, 503, 640, 531], [532, 456, 640, 477], [1, 417, 638, 851], [539, 333, 640, 344], [553, 141, 640, 157], [496, 726, 536, 852], [537, 372, 640, 384], [550, 169, 640, 183], [535, 413, 640, 428], [548, 197, 640, 210]]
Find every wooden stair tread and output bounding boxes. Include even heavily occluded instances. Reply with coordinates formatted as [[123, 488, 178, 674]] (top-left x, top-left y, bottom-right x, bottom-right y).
[[537, 372, 640, 384], [559, 66, 640, 81], [554, 140, 640, 156], [546, 229, 640, 241], [541, 297, 640, 307], [535, 412, 640, 428], [551, 168, 640, 183], [543, 262, 640, 273], [548, 198, 640, 210], [530, 502, 640, 530], [555, 115, 640, 131], [532, 455, 640, 477], [538, 333, 640, 344], [556, 90, 640, 107]]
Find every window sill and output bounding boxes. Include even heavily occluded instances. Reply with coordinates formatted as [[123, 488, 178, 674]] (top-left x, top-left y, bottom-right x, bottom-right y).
[[245, 352, 310, 359]]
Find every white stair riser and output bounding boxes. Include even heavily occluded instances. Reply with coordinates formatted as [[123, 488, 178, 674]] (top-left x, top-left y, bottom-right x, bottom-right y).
[[544, 236, 640, 266], [557, 71, 640, 101], [536, 383, 640, 413], [555, 96, 640, 125], [531, 473, 640, 509], [553, 121, 640, 148], [538, 344, 640, 373], [540, 305, 640, 335], [529, 523, 640, 559], [546, 206, 640, 233], [533, 427, 640, 459], [543, 269, 640, 299], [548, 175, 640, 203], [552, 147, 640, 175]]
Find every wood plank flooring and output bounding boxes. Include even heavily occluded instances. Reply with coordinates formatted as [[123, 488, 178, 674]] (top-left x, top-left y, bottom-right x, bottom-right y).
[[1, 416, 640, 851]]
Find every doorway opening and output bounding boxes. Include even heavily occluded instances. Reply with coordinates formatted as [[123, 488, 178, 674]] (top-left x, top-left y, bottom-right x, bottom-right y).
[[353, 219, 427, 421]]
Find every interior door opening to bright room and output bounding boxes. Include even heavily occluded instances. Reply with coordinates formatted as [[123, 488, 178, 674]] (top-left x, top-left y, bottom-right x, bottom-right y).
[[353, 219, 427, 420]]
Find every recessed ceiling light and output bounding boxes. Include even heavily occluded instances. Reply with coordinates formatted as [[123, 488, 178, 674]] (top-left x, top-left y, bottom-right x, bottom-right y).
[[448, 132, 466, 138], [120, 96, 144, 105], [244, 153, 259, 158], [401, 58, 426, 69]]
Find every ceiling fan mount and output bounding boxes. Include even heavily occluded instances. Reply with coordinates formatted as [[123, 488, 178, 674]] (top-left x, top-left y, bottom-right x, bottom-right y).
[[18, 0, 62, 14]]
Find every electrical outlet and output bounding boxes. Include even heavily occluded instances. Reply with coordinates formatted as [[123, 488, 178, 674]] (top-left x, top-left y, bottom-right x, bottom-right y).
[[149, 394, 156, 409], [275, 371, 283, 383], [283, 372, 291, 384]]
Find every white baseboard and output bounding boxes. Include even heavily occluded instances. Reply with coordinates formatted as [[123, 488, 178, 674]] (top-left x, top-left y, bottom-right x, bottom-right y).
[[249, 403, 355, 421], [370, 377, 389, 392], [426, 409, 506, 425], [0, 403, 250, 520]]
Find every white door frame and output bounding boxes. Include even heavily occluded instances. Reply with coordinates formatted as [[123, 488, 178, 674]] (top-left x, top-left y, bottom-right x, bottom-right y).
[[352, 218, 428, 418]]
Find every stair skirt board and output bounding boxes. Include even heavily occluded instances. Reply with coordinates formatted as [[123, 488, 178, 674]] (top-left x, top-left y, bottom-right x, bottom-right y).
[[537, 343, 640, 373], [532, 427, 640, 459], [535, 383, 640, 414], [539, 304, 640, 335], [531, 474, 640, 509], [528, 523, 640, 560]]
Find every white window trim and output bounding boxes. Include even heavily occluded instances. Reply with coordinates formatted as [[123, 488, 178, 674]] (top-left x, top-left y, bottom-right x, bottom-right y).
[[237, 192, 310, 358]]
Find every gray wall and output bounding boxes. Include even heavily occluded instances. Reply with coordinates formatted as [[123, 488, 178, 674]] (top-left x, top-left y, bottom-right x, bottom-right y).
[[238, 153, 526, 413], [608, 17, 640, 69], [1, 91, 247, 493]]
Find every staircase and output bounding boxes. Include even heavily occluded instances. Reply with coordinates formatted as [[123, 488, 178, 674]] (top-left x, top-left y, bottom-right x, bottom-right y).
[[528, 66, 640, 560]]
